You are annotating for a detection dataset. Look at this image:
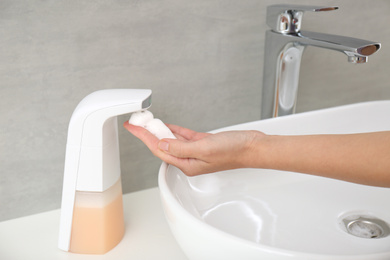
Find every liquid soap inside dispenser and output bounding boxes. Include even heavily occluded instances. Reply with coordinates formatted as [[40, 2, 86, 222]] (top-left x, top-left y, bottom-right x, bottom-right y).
[[69, 179, 124, 254]]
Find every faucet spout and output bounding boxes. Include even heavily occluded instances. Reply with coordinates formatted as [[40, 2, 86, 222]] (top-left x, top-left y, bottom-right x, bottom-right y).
[[261, 5, 381, 119], [299, 30, 380, 63]]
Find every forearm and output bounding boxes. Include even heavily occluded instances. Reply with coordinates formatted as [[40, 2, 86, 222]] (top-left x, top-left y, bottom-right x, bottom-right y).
[[251, 131, 390, 187]]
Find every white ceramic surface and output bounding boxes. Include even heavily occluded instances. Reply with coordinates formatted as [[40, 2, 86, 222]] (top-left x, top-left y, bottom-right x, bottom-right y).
[[159, 101, 390, 260]]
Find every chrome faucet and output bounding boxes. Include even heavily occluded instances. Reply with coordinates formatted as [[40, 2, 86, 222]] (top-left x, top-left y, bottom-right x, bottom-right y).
[[261, 4, 381, 119]]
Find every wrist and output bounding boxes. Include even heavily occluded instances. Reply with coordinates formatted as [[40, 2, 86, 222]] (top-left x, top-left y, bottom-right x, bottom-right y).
[[242, 130, 274, 169]]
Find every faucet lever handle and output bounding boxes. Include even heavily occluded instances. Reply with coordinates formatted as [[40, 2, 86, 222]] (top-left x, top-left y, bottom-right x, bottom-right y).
[[266, 4, 338, 34]]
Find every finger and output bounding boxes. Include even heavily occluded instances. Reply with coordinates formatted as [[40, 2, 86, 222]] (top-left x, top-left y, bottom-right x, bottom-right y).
[[124, 122, 191, 163], [124, 122, 198, 171], [157, 154, 210, 177], [123, 121, 160, 152], [124, 121, 210, 175], [165, 124, 196, 140], [166, 124, 210, 141], [158, 138, 202, 159]]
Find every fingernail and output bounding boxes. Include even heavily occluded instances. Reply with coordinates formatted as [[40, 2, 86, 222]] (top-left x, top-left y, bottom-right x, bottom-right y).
[[159, 141, 169, 152]]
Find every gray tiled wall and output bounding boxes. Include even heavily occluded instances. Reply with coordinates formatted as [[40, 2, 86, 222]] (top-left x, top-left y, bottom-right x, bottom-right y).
[[1, 0, 389, 221]]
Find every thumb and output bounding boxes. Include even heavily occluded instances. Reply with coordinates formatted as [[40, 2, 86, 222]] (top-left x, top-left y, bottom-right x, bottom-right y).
[[158, 138, 199, 159]]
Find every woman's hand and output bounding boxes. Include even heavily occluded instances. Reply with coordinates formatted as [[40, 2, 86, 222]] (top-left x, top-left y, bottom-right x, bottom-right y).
[[123, 121, 265, 176]]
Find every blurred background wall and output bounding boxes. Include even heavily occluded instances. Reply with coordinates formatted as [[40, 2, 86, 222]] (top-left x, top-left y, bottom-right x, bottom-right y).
[[1, 0, 389, 221]]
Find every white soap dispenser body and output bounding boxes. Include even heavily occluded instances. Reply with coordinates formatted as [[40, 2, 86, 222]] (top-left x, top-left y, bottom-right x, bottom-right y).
[[58, 89, 152, 254]]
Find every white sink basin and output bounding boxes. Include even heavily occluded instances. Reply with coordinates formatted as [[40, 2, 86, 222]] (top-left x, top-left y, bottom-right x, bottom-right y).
[[158, 101, 390, 260]]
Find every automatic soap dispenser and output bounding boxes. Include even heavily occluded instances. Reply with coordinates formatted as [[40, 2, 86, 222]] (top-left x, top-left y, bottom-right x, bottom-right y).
[[58, 89, 152, 254]]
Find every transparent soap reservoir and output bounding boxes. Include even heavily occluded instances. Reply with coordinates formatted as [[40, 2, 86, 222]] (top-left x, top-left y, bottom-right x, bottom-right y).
[[69, 179, 125, 254]]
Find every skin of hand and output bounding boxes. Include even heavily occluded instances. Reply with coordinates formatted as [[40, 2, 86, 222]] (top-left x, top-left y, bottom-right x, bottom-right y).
[[123, 121, 265, 176], [124, 121, 390, 187]]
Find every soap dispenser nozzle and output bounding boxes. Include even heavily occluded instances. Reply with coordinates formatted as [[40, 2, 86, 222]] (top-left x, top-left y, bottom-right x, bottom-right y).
[[58, 89, 152, 254]]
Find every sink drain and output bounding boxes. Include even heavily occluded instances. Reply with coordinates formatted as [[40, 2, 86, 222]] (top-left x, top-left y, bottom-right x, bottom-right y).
[[340, 214, 390, 239], [347, 218, 385, 238]]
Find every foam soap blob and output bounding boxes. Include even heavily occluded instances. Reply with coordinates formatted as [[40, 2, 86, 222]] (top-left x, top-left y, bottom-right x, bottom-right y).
[[128, 111, 176, 140], [128, 110, 154, 127], [145, 119, 176, 140]]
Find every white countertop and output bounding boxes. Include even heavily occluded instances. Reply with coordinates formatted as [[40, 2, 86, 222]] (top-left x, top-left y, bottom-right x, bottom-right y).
[[0, 187, 188, 260]]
